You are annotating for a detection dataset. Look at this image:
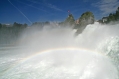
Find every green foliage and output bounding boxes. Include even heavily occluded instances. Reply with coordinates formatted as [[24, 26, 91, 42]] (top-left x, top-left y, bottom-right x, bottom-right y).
[[80, 11, 94, 19], [0, 22, 28, 44], [101, 7, 119, 23], [0, 23, 2, 29], [32, 21, 50, 27], [108, 13, 116, 21], [58, 22, 64, 26], [13, 22, 27, 28], [79, 11, 94, 25], [74, 11, 95, 35], [64, 14, 75, 26], [31, 21, 50, 30]]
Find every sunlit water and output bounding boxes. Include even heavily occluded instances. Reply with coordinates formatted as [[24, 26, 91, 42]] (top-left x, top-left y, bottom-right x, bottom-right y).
[[0, 22, 119, 79]]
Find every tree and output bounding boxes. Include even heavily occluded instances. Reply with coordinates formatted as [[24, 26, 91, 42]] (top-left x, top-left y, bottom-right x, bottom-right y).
[[64, 14, 75, 26], [79, 11, 94, 25], [107, 13, 115, 22], [13, 22, 25, 28], [13, 22, 17, 27], [44, 21, 50, 25], [0, 23, 2, 29], [117, 7, 119, 12], [74, 11, 95, 35], [116, 7, 119, 20], [23, 23, 27, 28], [101, 6, 119, 23]]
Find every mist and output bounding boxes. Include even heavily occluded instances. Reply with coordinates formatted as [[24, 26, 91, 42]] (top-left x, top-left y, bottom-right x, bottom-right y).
[[0, 22, 119, 79]]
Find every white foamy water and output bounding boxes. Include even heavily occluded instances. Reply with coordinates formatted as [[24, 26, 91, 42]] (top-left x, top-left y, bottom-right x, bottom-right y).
[[0, 22, 119, 79]]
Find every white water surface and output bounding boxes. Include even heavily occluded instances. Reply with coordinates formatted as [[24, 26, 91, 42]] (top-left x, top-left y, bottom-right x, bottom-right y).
[[0, 22, 119, 79]]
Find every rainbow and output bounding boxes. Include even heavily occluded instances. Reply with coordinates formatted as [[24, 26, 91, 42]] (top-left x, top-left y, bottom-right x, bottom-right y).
[[1, 47, 106, 77], [20, 47, 103, 63]]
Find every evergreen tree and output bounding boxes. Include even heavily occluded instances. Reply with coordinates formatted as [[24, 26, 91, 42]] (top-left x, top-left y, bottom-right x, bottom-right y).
[[118, 7, 119, 11], [108, 13, 115, 22], [0, 23, 2, 29], [116, 7, 119, 20], [64, 14, 75, 25], [102, 7, 119, 23], [23, 23, 27, 28]]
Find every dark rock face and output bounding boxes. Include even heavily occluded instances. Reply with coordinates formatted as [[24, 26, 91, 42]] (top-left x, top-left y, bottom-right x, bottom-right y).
[[74, 25, 87, 35], [74, 11, 95, 35]]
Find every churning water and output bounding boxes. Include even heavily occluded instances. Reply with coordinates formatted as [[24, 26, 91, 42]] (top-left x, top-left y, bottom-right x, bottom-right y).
[[0, 22, 119, 79]]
